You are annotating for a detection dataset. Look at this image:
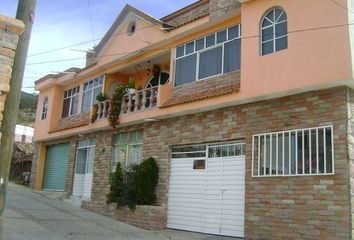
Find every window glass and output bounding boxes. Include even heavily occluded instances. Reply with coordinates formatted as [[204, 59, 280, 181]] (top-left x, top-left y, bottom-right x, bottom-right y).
[[76, 148, 88, 174], [185, 42, 195, 55], [70, 95, 79, 115], [41, 97, 48, 120], [206, 34, 215, 48], [175, 54, 197, 86], [224, 39, 241, 73], [217, 30, 227, 44], [174, 25, 241, 86], [262, 41, 274, 56], [262, 27, 273, 42], [111, 130, 144, 172], [275, 37, 287, 51], [81, 91, 92, 113], [62, 98, 70, 118], [261, 8, 287, 55], [81, 77, 103, 113], [199, 46, 222, 79], [176, 45, 185, 58], [195, 38, 205, 51]]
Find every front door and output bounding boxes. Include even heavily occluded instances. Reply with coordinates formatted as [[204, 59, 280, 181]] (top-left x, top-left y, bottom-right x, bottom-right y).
[[72, 139, 95, 201]]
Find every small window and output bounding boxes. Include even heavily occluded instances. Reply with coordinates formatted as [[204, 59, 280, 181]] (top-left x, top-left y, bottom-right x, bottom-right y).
[[111, 130, 143, 172], [127, 21, 136, 36], [261, 8, 288, 55], [62, 86, 80, 118], [41, 97, 48, 120], [193, 160, 206, 170]]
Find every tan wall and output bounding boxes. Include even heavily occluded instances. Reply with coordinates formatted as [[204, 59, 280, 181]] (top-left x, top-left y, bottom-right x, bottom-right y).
[[0, 15, 24, 143]]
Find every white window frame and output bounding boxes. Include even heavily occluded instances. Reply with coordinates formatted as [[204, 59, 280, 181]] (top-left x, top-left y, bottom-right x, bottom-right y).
[[62, 86, 80, 118], [174, 24, 241, 86], [260, 8, 288, 56], [75, 139, 96, 175], [145, 71, 170, 88], [111, 131, 143, 172], [252, 126, 334, 177], [41, 97, 48, 120], [81, 76, 104, 113]]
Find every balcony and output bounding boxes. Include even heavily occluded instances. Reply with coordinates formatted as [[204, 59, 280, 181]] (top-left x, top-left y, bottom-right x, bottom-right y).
[[92, 84, 171, 124]]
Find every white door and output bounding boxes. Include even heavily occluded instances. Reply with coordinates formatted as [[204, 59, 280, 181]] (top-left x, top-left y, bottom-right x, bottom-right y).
[[168, 143, 245, 238], [73, 140, 95, 201]]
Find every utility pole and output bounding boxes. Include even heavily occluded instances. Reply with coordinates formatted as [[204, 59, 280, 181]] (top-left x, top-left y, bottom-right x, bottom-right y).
[[0, 0, 36, 238]]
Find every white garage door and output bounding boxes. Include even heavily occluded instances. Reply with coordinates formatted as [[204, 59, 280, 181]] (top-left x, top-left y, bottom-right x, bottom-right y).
[[168, 143, 245, 238]]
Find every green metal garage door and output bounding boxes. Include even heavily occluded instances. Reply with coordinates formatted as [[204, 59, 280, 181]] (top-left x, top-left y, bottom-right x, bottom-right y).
[[43, 143, 70, 191]]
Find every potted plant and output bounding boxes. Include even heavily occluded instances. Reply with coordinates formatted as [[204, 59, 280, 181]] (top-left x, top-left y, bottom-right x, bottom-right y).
[[96, 92, 108, 102]]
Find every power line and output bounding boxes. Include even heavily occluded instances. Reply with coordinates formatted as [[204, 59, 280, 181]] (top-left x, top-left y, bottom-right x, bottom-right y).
[[87, 0, 96, 46], [327, 0, 354, 14], [25, 22, 354, 67], [27, 3, 241, 58]]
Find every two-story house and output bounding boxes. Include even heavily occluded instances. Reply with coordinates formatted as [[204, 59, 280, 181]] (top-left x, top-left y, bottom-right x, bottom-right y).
[[31, 0, 354, 238]]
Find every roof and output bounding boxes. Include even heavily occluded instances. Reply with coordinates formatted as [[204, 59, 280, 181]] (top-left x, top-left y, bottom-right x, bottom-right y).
[[49, 112, 90, 133], [93, 4, 167, 56], [160, 0, 209, 30], [13, 142, 34, 163], [34, 67, 81, 85], [160, 82, 240, 108]]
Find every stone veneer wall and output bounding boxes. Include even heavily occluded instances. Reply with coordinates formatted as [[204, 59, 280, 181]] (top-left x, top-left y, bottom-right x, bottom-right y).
[[0, 14, 24, 236], [346, 88, 354, 238], [79, 86, 352, 238], [0, 15, 24, 144]]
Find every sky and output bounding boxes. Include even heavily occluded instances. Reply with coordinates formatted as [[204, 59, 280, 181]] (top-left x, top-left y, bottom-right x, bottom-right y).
[[0, 0, 197, 93]]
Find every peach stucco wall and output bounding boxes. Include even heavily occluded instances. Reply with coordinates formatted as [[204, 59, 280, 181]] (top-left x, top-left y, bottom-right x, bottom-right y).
[[241, 0, 353, 97], [34, 0, 354, 141]]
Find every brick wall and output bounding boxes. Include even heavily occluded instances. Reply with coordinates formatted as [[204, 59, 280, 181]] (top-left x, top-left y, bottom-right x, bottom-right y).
[[79, 86, 352, 238], [161, 70, 240, 108], [0, 15, 24, 143], [33, 86, 352, 237], [161, 0, 209, 28], [209, 0, 240, 20], [346, 88, 354, 238]]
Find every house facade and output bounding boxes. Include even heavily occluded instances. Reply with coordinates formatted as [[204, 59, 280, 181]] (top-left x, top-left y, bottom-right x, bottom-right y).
[[30, 0, 354, 239]]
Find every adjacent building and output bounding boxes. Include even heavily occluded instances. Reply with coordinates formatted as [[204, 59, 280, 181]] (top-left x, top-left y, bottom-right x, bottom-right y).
[[30, 0, 354, 239]]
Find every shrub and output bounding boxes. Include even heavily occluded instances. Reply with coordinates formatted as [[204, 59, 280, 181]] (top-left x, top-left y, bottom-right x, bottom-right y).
[[106, 157, 159, 210], [134, 157, 159, 205]]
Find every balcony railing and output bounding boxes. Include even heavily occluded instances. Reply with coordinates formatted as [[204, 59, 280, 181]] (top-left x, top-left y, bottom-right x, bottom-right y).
[[121, 86, 158, 114], [95, 99, 111, 120], [92, 86, 159, 122]]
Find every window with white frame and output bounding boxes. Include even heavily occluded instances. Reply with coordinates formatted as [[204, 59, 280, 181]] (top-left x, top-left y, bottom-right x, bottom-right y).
[[111, 130, 143, 171], [62, 86, 80, 118], [41, 97, 48, 120], [75, 139, 96, 174], [252, 126, 334, 177], [81, 76, 104, 113], [261, 8, 287, 56], [175, 25, 241, 86]]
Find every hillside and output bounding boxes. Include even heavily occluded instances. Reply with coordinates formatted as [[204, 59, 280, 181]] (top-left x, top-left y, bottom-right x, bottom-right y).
[[17, 91, 38, 127]]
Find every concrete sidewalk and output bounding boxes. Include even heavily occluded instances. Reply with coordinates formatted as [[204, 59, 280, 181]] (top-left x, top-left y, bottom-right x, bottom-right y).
[[4, 183, 238, 240]]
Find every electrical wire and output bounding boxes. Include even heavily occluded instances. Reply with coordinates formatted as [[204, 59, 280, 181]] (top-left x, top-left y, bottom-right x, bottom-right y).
[[27, 3, 241, 58], [25, 22, 354, 66], [327, 0, 354, 14]]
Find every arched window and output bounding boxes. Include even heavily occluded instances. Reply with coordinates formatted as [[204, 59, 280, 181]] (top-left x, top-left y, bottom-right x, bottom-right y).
[[261, 8, 287, 55], [146, 65, 170, 88], [41, 97, 48, 120]]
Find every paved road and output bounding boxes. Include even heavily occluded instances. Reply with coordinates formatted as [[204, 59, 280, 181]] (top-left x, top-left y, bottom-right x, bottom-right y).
[[4, 184, 238, 240]]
